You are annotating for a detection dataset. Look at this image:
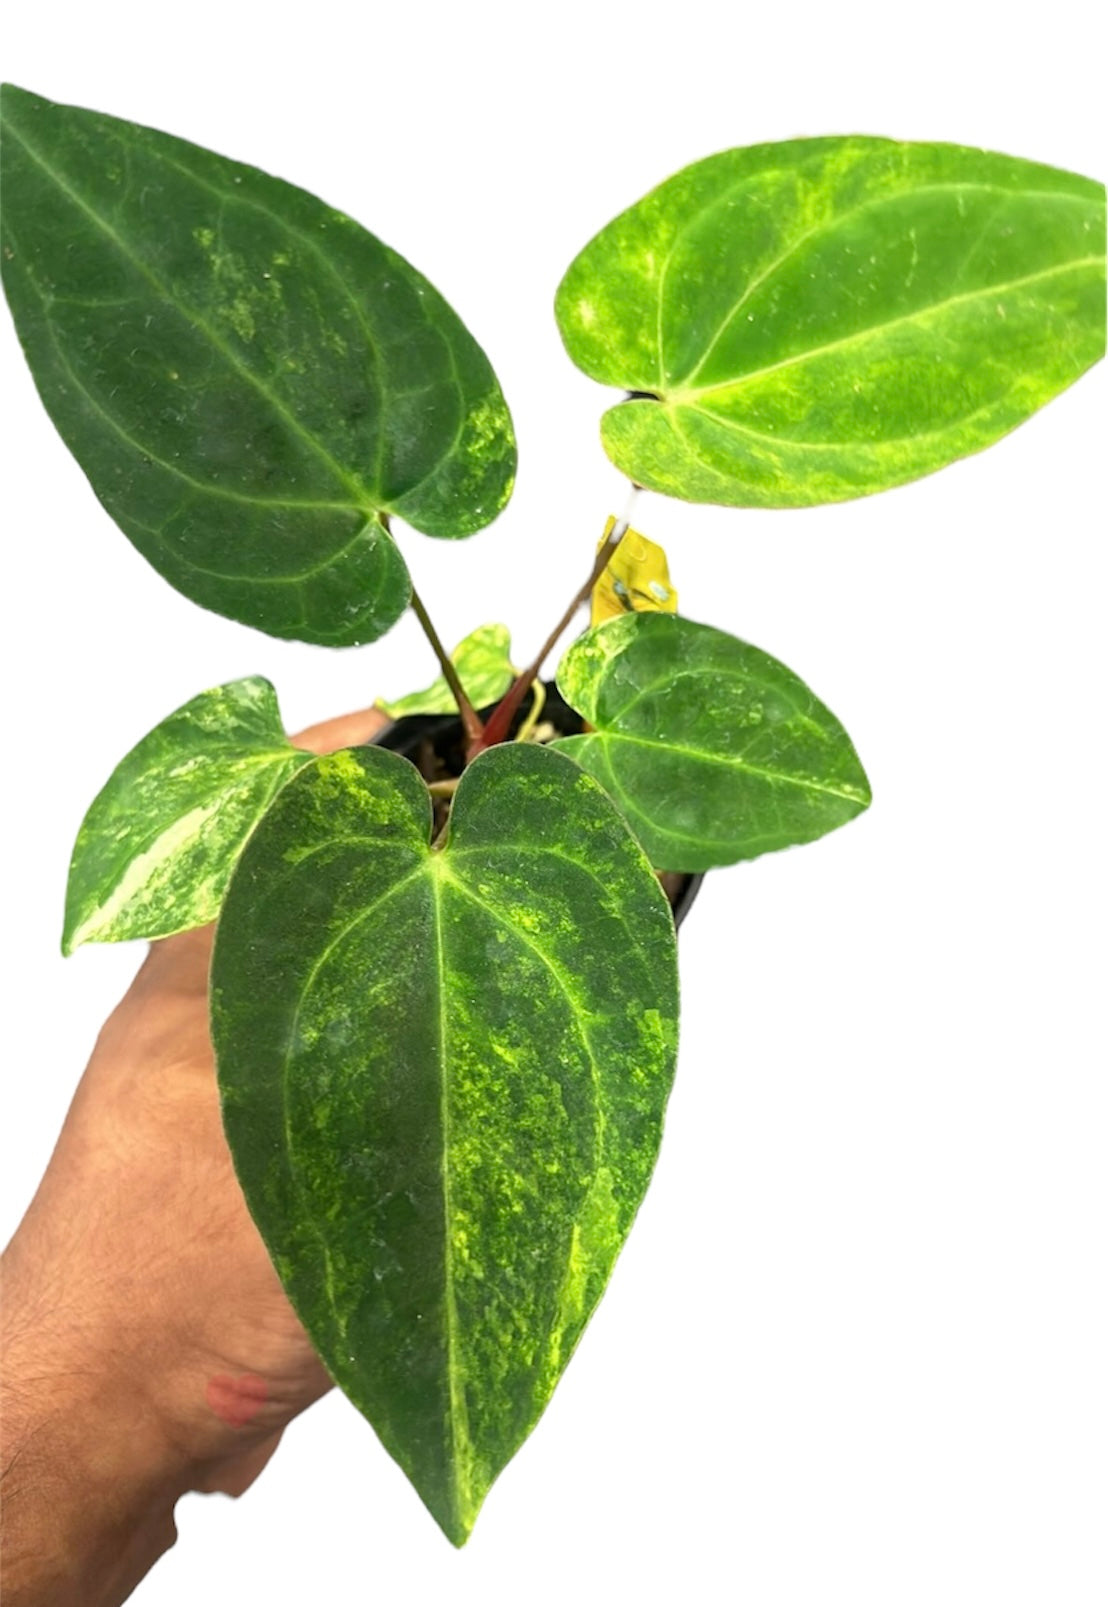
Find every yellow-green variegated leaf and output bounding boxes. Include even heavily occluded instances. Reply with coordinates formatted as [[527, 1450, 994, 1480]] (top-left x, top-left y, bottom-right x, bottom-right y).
[[63, 677, 310, 953], [555, 138, 1106, 507], [554, 613, 870, 871], [210, 741, 678, 1544], [0, 84, 516, 645], [376, 623, 516, 719]]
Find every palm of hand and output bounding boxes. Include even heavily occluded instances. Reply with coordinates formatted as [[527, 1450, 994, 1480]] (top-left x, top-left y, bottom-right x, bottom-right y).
[[5, 706, 385, 1502]]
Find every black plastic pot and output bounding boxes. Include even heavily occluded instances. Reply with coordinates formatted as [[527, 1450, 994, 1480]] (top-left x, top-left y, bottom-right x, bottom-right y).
[[374, 681, 705, 928]]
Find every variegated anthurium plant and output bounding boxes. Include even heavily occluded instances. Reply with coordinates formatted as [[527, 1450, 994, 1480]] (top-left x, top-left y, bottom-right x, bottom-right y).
[[2, 82, 1104, 1544]]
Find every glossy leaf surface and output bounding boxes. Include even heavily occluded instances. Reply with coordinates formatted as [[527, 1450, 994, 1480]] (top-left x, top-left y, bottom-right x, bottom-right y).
[[554, 613, 870, 870], [211, 741, 678, 1544], [556, 138, 1106, 506], [376, 623, 516, 719], [0, 84, 516, 644], [64, 677, 310, 953]]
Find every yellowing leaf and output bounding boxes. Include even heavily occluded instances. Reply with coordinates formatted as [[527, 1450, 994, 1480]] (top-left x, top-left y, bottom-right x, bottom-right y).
[[591, 517, 678, 626]]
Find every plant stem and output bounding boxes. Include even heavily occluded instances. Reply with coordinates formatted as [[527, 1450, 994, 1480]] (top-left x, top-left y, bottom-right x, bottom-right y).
[[473, 488, 640, 755], [515, 679, 547, 743], [408, 584, 484, 744]]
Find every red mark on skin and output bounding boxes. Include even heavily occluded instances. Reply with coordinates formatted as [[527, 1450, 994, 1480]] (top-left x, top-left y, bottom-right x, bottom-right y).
[[205, 1373, 268, 1427]]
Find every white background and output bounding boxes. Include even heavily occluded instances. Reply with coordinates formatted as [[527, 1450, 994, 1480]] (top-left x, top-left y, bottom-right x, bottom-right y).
[[2, 3, 1105, 1602]]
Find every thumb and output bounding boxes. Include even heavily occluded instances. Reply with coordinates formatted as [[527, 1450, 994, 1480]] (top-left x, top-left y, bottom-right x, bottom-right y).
[[290, 704, 390, 757]]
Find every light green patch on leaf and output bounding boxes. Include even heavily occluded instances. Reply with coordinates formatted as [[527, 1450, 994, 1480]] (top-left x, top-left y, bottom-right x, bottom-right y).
[[554, 612, 871, 871], [556, 137, 1106, 506], [0, 84, 516, 645], [210, 741, 678, 1545], [376, 624, 516, 719], [63, 677, 311, 952]]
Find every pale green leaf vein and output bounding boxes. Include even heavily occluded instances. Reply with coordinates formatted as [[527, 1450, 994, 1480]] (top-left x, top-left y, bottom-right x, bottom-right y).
[[677, 180, 1094, 388], [671, 255, 1103, 403], [430, 873, 471, 1535], [3, 115, 371, 508], [590, 729, 867, 803]]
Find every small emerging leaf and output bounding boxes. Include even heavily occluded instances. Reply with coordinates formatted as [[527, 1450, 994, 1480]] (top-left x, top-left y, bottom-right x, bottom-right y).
[[211, 742, 678, 1544], [63, 677, 310, 952], [376, 623, 516, 719], [0, 84, 516, 645], [556, 137, 1106, 506], [554, 613, 870, 871]]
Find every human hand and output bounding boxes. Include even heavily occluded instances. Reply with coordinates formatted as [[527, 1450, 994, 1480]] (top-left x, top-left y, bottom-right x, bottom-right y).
[[1, 704, 388, 1607]]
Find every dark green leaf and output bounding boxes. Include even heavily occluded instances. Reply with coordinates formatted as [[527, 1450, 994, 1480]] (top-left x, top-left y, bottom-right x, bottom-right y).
[[0, 84, 516, 644], [556, 138, 1106, 506], [211, 741, 678, 1544], [554, 613, 870, 870], [63, 677, 311, 952], [376, 623, 516, 719]]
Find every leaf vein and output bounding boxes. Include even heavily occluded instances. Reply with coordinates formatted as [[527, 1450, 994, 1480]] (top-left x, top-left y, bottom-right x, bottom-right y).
[[676, 179, 1094, 389], [673, 255, 1103, 403], [3, 115, 371, 507]]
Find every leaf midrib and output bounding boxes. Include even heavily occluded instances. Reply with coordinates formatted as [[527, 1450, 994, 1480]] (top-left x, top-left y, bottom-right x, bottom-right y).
[[429, 866, 471, 1540], [665, 255, 1103, 405], [578, 728, 868, 804], [33, 277, 357, 514], [12, 236, 393, 581], [2, 112, 374, 512], [587, 740, 816, 855], [681, 390, 1020, 455], [671, 179, 1096, 389], [149, 145, 482, 514]]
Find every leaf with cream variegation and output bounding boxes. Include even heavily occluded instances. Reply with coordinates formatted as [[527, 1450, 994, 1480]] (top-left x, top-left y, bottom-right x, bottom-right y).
[[63, 677, 310, 953]]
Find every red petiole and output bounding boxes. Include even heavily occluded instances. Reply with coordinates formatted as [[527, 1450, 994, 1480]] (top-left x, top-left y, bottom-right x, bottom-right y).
[[468, 512, 633, 758]]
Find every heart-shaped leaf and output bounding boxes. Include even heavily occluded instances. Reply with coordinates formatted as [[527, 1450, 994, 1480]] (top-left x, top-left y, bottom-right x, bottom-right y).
[[0, 84, 516, 644], [554, 613, 870, 870], [211, 741, 678, 1544], [376, 623, 516, 719], [64, 677, 310, 952], [556, 138, 1106, 506]]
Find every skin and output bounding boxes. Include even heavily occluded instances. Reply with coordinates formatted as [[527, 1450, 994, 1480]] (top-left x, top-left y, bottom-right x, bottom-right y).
[[0, 705, 387, 1607]]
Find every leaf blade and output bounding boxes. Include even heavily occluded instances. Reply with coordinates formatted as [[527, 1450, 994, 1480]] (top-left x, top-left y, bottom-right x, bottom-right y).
[[63, 677, 310, 952], [376, 623, 517, 719], [554, 612, 871, 870], [556, 137, 1106, 506], [210, 742, 678, 1543], [0, 84, 516, 643]]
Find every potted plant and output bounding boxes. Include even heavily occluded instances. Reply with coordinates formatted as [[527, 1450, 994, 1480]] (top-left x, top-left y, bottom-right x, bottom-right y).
[[1, 82, 1103, 1548]]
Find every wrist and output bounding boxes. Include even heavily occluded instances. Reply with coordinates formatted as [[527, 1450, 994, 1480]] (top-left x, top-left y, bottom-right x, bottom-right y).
[[2, 1257, 187, 1607]]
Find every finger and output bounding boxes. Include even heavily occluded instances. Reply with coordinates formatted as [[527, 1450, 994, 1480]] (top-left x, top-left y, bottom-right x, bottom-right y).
[[291, 705, 390, 756], [138, 922, 216, 992]]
